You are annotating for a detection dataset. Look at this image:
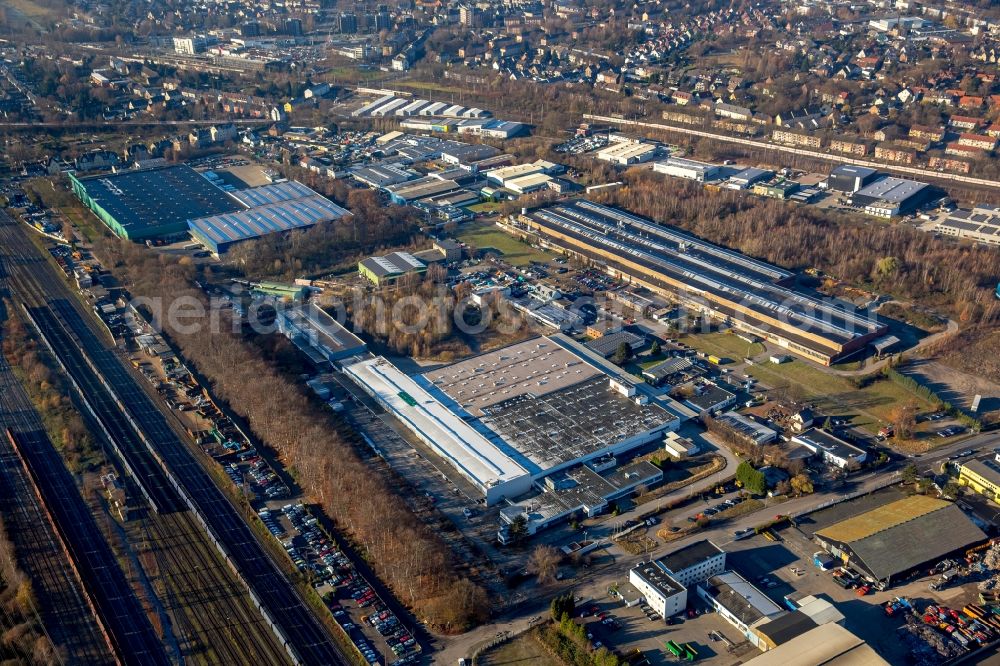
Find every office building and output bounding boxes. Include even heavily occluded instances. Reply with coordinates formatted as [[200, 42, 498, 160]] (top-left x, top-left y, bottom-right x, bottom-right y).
[[629, 563, 686, 618]]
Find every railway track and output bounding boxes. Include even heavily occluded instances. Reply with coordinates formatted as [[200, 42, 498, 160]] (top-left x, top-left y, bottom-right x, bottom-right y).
[[0, 356, 116, 664], [133, 510, 293, 666], [23, 303, 188, 514], [0, 211, 347, 664], [2, 225, 293, 664], [3, 426, 170, 665]]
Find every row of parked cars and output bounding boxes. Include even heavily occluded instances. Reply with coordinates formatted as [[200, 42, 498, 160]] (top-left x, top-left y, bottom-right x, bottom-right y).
[[365, 610, 417, 660], [690, 495, 746, 522], [246, 454, 288, 498], [272, 503, 421, 666]]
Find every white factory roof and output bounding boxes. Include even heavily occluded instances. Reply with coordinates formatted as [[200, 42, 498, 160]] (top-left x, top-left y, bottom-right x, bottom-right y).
[[597, 142, 656, 161], [506, 172, 553, 192], [486, 162, 546, 185], [397, 99, 430, 116], [655, 156, 718, 172], [854, 176, 929, 203], [342, 356, 528, 490], [705, 571, 783, 624], [420, 102, 447, 116], [370, 98, 410, 117]]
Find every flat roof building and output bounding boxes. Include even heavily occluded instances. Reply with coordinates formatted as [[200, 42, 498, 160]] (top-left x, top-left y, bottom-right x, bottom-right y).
[[827, 165, 880, 193], [596, 142, 657, 165], [630, 563, 687, 619], [189, 193, 351, 254], [850, 176, 936, 214], [350, 164, 415, 189], [69, 165, 243, 240], [585, 330, 645, 358], [498, 459, 663, 539], [344, 336, 681, 507], [277, 302, 366, 367], [937, 204, 1000, 246], [653, 157, 721, 182], [505, 172, 553, 195], [642, 357, 700, 387], [486, 163, 546, 187], [439, 143, 501, 168], [519, 201, 886, 365], [728, 167, 773, 189], [658, 540, 726, 587], [715, 412, 779, 445], [384, 176, 463, 205], [792, 428, 867, 469], [697, 571, 784, 642], [684, 382, 737, 415], [343, 356, 533, 504], [958, 455, 1000, 502]]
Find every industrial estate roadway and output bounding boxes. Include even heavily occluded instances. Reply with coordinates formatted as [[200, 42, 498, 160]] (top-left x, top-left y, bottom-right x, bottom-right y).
[[433, 430, 1000, 664]]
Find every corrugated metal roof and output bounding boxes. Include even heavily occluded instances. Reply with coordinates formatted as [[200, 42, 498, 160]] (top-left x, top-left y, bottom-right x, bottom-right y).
[[845, 503, 985, 581], [816, 495, 945, 544], [189, 195, 350, 245], [228, 180, 314, 207]]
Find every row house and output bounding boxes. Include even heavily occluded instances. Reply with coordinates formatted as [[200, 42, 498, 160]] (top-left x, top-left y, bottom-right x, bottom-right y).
[[874, 144, 916, 164], [663, 110, 704, 125], [895, 138, 931, 152], [945, 143, 988, 159], [772, 129, 821, 148], [948, 115, 982, 131], [909, 124, 945, 142], [830, 139, 869, 156], [928, 156, 971, 173], [957, 133, 997, 151]]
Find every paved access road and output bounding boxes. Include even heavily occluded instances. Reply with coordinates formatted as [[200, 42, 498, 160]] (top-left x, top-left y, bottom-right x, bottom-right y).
[[434, 429, 999, 663]]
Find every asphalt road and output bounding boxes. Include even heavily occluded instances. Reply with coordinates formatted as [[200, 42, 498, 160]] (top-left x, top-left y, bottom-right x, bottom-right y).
[[434, 429, 1000, 663]]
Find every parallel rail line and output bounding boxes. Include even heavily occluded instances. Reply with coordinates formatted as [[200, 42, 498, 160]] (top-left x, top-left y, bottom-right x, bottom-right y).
[[5, 428, 170, 666], [0, 211, 346, 665]]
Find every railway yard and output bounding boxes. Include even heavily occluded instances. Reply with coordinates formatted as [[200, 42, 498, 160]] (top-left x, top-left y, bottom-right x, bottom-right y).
[[0, 211, 347, 665]]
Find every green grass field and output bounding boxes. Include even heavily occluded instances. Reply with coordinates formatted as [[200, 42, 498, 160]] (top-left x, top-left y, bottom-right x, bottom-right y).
[[679, 331, 937, 433], [6, 0, 59, 20], [397, 80, 474, 96], [456, 221, 556, 266], [468, 202, 502, 214], [677, 331, 766, 362]]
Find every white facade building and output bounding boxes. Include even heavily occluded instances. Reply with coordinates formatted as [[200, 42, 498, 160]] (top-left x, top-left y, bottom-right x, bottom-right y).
[[630, 563, 687, 618]]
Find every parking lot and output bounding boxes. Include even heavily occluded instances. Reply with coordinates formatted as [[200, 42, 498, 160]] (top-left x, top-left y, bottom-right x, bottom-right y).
[[572, 594, 757, 665], [260, 502, 422, 666]]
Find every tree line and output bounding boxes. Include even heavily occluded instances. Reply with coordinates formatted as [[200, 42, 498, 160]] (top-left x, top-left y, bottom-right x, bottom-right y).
[[1, 300, 97, 472], [0, 516, 62, 665], [597, 173, 1000, 326], [95, 240, 491, 632]]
